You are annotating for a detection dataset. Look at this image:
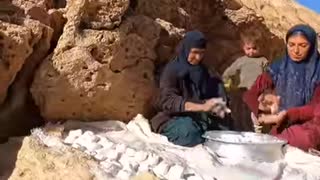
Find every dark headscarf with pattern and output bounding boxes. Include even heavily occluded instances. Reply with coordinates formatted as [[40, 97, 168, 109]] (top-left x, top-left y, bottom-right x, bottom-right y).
[[268, 24, 320, 110]]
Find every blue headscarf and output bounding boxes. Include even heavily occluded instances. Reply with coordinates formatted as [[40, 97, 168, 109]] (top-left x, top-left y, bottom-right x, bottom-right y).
[[166, 31, 219, 100], [268, 24, 320, 110]]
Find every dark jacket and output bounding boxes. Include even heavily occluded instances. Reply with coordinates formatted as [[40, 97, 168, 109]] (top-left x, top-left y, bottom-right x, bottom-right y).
[[150, 62, 226, 133]]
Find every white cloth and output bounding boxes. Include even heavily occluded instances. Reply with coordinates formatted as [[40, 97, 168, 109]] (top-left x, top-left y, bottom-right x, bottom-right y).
[[35, 114, 320, 180]]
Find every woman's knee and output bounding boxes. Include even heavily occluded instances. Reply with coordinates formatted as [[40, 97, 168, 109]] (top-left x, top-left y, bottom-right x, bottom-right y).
[[161, 117, 204, 147], [276, 126, 318, 151]]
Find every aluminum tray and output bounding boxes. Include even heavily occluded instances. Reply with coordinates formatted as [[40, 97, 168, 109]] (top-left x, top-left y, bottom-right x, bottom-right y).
[[203, 131, 287, 162]]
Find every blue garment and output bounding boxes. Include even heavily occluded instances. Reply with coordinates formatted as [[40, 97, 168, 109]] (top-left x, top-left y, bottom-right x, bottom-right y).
[[166, 31, 218, 101], [161, 113, 233, 147], [268, 25, 320, 110], [161, 116, 205, 147], [158, 31, 233, 147]]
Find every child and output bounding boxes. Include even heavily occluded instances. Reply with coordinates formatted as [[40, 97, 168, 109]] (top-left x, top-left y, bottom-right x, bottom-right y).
[[223, 35, 269, 131], [223, 35, 269, 89]]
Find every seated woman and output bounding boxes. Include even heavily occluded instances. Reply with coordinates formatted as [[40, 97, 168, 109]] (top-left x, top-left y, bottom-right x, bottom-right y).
[[150, 31, 233, 147], [243, 24, 320, 151]]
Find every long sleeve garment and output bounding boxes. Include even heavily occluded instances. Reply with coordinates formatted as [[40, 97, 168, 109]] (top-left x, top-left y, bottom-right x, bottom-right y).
[[150, 61, 226, 133], [243, 72, 320, 150]]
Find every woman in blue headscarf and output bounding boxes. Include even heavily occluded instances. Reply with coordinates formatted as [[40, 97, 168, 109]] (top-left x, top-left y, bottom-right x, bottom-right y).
[[243, 24, 320, 151], [150, 31, 233, 147]]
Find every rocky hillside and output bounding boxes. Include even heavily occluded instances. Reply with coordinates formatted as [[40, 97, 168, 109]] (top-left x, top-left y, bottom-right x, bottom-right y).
[[0, 0, 320, 137]]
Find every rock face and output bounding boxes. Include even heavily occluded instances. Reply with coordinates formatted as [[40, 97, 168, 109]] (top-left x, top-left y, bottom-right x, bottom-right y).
[[31, 0, 160, 122], [31, 0, 320, 122], [1, 0, 320, 125], [0, 21, 33, 104], [7, 137, 98, 180], [135, 0, 320, 72], [0, 0, 61, 138]]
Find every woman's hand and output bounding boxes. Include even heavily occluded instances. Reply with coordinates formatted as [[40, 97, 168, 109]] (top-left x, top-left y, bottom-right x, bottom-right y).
[[202, 98, 218, 112], [258, 110, 287, 127], [258, 91, 280, 114], [204, 98, 231, 118]]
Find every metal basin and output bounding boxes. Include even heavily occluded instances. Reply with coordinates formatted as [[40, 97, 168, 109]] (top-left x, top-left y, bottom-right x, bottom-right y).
[[203, 131, 287, 163]]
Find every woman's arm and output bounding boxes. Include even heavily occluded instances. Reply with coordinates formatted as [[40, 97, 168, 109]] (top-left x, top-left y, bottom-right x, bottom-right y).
[[242, 72, 274, 116], [286, 85, 320, 123], [154, 65, 209, 113]]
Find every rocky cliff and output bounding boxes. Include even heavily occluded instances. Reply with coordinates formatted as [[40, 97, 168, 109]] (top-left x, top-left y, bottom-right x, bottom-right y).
[[0, 0, 319, 136]]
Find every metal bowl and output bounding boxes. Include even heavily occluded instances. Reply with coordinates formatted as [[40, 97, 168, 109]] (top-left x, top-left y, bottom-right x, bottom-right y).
[[203, 131, 287, 163]]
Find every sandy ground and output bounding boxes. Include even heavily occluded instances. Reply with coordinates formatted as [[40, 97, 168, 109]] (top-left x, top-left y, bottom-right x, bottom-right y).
[[0, 138, 23, 180]]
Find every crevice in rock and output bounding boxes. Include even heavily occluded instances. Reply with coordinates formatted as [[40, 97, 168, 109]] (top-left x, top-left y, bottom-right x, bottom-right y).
[[129, 0, 138, 11], [54, 0, 67, 9], [0, 23, 54, 139]]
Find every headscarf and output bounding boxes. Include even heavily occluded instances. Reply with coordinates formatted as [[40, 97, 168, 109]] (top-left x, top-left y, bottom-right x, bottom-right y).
[[166, 31, 217, 100], [268, 24, 320, 110]]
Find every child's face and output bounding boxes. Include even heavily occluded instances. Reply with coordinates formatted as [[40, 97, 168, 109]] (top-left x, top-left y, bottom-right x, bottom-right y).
[[243, 42, 260, 57]]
